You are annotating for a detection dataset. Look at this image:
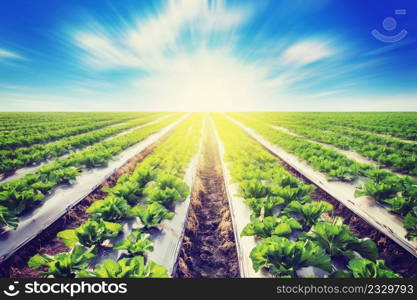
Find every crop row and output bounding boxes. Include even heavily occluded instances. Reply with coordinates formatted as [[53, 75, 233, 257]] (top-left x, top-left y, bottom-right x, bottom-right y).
[[28, 114, 202, 278], [244, 112, 417, 141], [214, 114, 399, 278], [0, 113, 138, 133], [0, 116, 123, 134], [0, 112, 145, 131], [246, 113, 417, 175], [0, 116, 143, 150], [228, 114, 417, 241], [244, 113, 417, 153], [0, 113, 164, 174], [0, 114, 181, 231]]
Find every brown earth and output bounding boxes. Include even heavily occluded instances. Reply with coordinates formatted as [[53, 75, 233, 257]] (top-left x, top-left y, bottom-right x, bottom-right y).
[[176, 120, 239, 278]]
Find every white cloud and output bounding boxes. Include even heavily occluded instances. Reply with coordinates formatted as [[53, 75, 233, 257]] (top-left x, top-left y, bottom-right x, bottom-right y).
[[0, 48, 22, 60], [282, 41, 335, 66], [76, 33, 142, 69], [74, 0, 247, 70], [308, 89, 347, 99]]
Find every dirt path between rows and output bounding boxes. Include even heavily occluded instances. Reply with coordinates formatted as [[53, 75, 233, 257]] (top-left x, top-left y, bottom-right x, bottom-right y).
[[176, 119, 239, 278]]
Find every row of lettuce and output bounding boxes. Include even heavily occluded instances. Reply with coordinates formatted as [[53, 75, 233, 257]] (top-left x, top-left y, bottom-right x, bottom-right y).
[[0, 114, 181, 231], [0, 113, 120, 131], [0, 113, 151, 150], [0, 113, 164, 174], [28, 114, 202, 278], [0, 112, 147, 132], [229, 114, 417, 241], [242, 113, 417, 175], [241, 112, 417, 141], [214, 114, 400, 278]]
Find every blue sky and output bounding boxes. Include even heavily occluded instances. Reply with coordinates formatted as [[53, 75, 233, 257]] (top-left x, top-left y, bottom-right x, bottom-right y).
[[0, 0, 416, 111]]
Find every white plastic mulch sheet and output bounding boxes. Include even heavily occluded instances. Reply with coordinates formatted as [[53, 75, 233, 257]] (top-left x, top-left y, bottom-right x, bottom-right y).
[[0, 115, 171, 185], [89, 127, 203, 277], [0, 116, 185, 263], [229, 117, 417, 258]]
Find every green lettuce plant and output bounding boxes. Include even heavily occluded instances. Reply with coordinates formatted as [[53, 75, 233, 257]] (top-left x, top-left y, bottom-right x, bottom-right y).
[[86, 196, 131, 221], [28, 245, 96, 278], [250, 236, 332, 277], [57, 218, 122, 248], [77, 256, 168, 278], [130, 202, 174, 228], [331, 258, 401, 278], [301, 218, 378, 260], [283, 201, 333, 228], [114, 230, 154, 254], [241, 215, 301, 238]]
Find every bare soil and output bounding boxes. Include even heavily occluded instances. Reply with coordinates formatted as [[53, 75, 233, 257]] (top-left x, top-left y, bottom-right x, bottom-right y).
[[176, 121, 239, 278], [0, 132, 170, 278]]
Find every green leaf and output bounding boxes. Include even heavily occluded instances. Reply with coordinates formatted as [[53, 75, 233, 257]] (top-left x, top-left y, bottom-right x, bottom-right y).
[[283, 201, 333, 228], [404, 209, 417, 241], [87, 196, 131, 221], [28, 254, 51, 269], [244, 196, 285, 217], [114, 230, 154, 254], [29, 245, 96, 278], [57, 229, 79, 248], [58, 218, 122, 248], [143, 173, 189, 208], [130, 202, 174, 228], [250, 236, 332, 277], [241, 215, 301, 238], [347, 258, 401, 278], [302, 218, 378, 261], [97, 260, 122, 278], [348, 238, 379, 261], [0, 205, 18, 230], [78, 256, 169, 278]]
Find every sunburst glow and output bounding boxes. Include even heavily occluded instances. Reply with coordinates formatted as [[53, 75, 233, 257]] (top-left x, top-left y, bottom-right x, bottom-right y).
[[135, 50, 273, 112]]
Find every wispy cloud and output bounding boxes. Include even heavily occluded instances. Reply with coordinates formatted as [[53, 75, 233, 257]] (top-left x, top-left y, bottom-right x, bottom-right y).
[[364, 38, 417, 57], [308, 89, 347, 99], [282, 40, 335, 66], [76, 32, 142, 69], [0, 48, 23, 60], [74, 0, 247, 71]]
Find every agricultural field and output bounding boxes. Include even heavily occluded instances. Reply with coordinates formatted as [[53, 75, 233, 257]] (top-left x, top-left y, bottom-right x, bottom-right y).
[[0, 112, 416, 279]]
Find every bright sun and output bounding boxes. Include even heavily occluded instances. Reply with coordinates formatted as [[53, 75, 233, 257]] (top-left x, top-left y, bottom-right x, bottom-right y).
[[136, 50, 272, 112]]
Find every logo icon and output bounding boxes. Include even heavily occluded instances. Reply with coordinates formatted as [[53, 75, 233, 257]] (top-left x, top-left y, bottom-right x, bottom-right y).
[[372, 9, 408, 43], [3, 281, 20, 297]]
